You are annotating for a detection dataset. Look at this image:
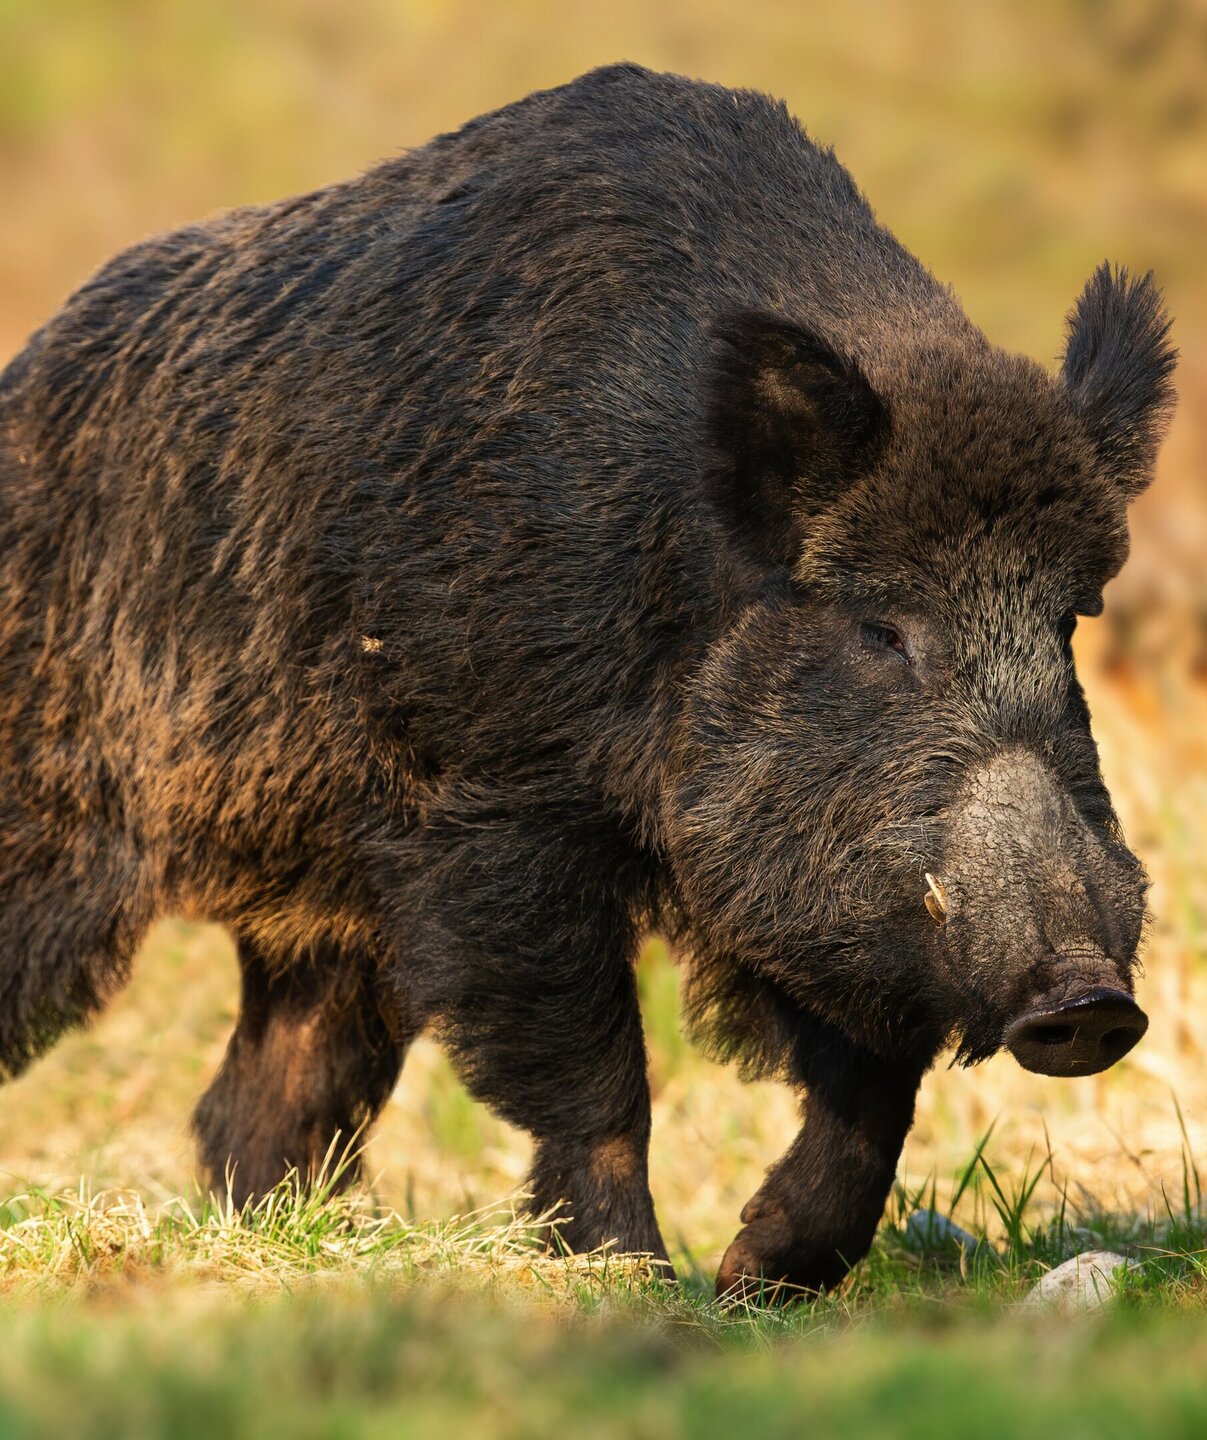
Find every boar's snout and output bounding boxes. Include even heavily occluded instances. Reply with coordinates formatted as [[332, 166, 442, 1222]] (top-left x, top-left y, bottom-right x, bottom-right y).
[[1004, 985, 1148, 1076], [940, 748, 1148, 1072]]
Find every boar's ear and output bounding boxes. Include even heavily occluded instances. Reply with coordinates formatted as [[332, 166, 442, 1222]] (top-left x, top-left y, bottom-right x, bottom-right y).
[[1060, 264, 1177, 499], [706, 312, 890, 568]]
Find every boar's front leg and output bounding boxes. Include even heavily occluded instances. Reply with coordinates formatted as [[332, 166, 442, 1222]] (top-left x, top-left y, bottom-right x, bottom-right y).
[[717, 1016, 927, 1301], [410, 817, 671, 1272]]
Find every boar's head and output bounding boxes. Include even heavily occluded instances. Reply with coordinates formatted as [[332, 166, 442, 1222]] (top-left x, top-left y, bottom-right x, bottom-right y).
[[669, 265, 1175, 1079]]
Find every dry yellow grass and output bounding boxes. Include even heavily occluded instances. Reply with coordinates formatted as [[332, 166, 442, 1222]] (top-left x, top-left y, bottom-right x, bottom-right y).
[[1, 0, 1205, 1270]]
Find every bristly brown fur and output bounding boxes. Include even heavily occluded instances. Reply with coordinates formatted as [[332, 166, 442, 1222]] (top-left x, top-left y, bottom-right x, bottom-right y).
[[0, 64, 1174, 1295]]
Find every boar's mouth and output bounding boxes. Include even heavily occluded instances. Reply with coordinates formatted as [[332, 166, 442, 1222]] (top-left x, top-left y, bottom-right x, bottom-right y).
[[1003, 987, 1148, 1077]]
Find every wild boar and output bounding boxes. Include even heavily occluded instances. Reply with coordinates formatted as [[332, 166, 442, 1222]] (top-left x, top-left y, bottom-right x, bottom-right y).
[[0, 64, 1174, 1298]]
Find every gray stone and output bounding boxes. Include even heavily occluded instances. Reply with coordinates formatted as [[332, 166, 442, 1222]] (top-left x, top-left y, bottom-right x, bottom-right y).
[[903, 1209, 983, 1255], [1023, 1250, 1138, 1312]]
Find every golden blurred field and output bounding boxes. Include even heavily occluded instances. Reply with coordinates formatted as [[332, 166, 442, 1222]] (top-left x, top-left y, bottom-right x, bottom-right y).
[[2, 0, 1205, 1270]]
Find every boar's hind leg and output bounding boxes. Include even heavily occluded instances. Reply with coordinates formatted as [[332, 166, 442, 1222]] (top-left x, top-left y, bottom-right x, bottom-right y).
[[716, 1017, 927, 1303], [192, 939, 413, 1207]]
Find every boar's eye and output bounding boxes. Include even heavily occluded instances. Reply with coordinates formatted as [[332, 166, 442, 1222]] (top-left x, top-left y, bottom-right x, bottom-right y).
[[861, 621, 910, 663]]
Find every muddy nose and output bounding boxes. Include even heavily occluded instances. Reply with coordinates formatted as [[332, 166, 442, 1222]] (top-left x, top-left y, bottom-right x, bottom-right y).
[[1005, 988, 1148, 1077]]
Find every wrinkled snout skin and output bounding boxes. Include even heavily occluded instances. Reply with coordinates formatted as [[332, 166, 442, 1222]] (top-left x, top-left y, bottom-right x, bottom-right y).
[[939, 748, 1148, 1072]]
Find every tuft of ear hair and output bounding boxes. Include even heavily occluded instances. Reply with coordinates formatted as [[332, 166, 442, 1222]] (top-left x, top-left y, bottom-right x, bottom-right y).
[[706, 312, 890, 569], [1061, 264, 1177, 499]]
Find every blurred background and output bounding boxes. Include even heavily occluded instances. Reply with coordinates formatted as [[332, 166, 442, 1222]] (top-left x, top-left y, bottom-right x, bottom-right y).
[[1, 0, 1204, 1259]]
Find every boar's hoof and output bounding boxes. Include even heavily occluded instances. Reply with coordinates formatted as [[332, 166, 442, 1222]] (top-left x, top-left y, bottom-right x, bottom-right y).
[[715, 1210, 844, 1305]]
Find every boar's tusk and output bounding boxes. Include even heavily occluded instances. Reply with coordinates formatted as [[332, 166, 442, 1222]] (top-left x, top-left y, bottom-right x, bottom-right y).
[[924, 872, 947, 924]]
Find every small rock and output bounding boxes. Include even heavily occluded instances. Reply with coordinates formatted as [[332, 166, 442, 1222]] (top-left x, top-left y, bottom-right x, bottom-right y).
[[1066, 1226, 1104, 1249], [903, 1209, 983, 1255], [1023, 1250, 1138, 1313]]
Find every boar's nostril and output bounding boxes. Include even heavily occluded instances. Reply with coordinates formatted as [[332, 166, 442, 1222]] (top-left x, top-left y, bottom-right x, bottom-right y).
[[1101, 1026, 1140, 1064], [1028, 1023, 1075, 1047], [923, 872, 947, 924]]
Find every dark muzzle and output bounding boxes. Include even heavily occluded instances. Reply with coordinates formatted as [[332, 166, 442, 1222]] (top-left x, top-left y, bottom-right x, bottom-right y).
[[1004, 987, 1148, 1077]]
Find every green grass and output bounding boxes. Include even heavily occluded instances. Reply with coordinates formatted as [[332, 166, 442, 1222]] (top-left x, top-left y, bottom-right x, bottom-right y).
[[4, 1141, 1207, 1438], [12, 1280, 1207, 1440]]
